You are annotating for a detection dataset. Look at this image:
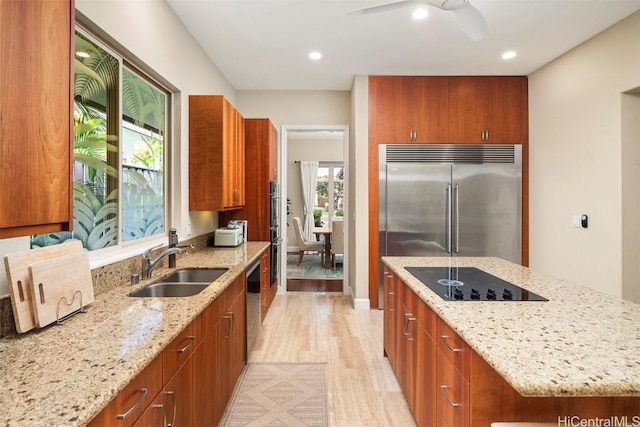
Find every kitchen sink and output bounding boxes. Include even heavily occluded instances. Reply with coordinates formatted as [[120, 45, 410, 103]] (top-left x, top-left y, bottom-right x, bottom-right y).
[[130, 283, 210, 298], [129, 268, 228, 298], [158, 268, 228, 284]]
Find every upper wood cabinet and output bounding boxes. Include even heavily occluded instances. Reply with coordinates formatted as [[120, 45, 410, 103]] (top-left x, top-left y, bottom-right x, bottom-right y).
[[369, 75, 528, 145], [222, 118, 277, 241], [370, 76, 449, 144], [0, 0, 74, 238], [448, 76, 528, 144], [189, 95, 245, 211]]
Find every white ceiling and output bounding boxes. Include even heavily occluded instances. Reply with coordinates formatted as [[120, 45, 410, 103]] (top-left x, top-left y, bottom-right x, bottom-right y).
[[166, 0, 640, 91]]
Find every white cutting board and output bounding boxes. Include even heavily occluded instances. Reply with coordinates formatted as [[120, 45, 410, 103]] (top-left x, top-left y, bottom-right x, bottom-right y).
[[4, 240, 84, 333], [28, 250, 94, 328]]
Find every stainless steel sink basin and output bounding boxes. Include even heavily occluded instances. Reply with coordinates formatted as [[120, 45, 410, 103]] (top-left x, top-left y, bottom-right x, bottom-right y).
[[158, 268, 228, 284], [129, 268, 228, 297], [130, 283, 210, 298]]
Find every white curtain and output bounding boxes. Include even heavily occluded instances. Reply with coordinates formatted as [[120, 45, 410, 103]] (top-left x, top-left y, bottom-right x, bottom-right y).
[[300, 161, 318, 241]]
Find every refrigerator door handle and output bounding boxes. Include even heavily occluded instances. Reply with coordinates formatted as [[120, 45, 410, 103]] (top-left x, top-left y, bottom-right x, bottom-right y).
[[454, 183, 460, 253], [446, 184, 452, 253]]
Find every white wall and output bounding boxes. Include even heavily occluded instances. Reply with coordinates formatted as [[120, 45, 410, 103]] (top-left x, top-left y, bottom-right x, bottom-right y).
[[528, 11, 640, 299], [621, 91, 640, 303], [350, 76, 370, 306]]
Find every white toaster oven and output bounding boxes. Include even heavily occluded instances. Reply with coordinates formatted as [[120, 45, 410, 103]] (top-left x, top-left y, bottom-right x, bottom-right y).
[[214, 227, 244, 247]]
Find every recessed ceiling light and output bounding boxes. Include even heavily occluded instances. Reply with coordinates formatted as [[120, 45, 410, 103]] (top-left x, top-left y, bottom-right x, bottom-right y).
[[412, 8, 429, 20], [309, 51, 322, 60], [502, 51, 517, 60]]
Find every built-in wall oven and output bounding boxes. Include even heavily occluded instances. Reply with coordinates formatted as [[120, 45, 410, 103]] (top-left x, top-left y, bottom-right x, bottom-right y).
[[269, 181, 280, 288]]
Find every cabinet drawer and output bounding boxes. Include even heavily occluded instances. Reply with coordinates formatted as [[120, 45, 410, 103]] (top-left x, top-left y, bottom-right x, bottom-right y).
[[163, 318, 201, 384], [202, 294, 225, 336], [436, 348, 470, 427], [92, 355, 163, 427], [437, 317, 470, 379]]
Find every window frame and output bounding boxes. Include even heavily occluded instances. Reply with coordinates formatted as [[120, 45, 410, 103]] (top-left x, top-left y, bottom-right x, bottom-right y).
[[73, 25, 173, 268]]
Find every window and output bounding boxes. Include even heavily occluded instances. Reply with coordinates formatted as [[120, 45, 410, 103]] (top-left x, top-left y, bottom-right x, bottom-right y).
[[31, 28, 168, 251], [313, 163, 344, 226]]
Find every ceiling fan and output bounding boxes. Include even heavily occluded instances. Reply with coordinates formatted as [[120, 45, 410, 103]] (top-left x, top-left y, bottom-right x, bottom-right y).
[[348, 0, 489, 41]]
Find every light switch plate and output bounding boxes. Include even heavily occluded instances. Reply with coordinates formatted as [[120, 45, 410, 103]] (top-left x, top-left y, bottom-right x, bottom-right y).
[[572, 215, 582, 227]]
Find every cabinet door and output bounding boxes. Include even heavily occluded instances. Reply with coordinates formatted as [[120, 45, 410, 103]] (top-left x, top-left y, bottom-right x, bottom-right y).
[[268, 122, 278, 181], [228, 280, 247, 391], [372, 76, 411, 143], [398, 282, 418, 416], [88, 356, 163, 427], [0, 0, 73, 238], [135, 356, 194, 427], [189, 95, 245, 211], [448, 76, 527, 144], [436, 348, 470, 426], [371, 76, 448, 144], [407, 76, 449, 143], [162, 316, 201, 385], [222, 99, 245, 209], [415, 322, 437, 427], [383, 267, 398, 369], [195, 291, 228, 425], [232, 108, 245, 208]]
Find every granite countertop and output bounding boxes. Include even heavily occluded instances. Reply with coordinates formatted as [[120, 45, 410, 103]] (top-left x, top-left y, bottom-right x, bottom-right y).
[[0, 242, 270, 427], [382, 256, 640, 398]]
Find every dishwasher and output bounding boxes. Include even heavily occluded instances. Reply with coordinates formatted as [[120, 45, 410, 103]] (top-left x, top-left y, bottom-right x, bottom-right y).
[[245, 259, 261, 357]]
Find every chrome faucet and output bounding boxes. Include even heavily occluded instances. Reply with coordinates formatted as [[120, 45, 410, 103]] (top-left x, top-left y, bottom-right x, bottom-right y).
[[142, 243, 188, 279]]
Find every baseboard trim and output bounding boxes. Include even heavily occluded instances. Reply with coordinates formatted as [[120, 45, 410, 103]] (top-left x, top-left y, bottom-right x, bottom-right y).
[[351, 294, 370, 310]]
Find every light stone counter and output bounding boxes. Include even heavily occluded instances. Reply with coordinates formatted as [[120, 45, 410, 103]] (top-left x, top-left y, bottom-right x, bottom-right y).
[[382, 256, 640, 398], [0, 242, 269, 427]]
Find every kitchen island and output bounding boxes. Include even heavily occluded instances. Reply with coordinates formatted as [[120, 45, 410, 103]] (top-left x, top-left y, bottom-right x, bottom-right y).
[[0, 242, 269, 427], [382, 256, 640, 426]]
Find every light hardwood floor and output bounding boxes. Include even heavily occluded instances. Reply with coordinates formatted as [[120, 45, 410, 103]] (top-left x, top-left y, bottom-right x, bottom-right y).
[[249, 292, 417, 427]]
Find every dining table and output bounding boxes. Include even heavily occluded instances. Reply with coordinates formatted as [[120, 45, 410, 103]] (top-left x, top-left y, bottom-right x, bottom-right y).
[[313, 226, 332, 268]]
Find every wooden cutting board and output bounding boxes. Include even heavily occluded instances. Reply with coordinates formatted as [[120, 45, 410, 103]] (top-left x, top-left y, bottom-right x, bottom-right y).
[[28, 250, 94, 328], [4, 240, 84, 333]]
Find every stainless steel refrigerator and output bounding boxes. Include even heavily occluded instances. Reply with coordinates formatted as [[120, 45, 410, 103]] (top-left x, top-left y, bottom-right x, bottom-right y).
[[378, 144, 522, 307]]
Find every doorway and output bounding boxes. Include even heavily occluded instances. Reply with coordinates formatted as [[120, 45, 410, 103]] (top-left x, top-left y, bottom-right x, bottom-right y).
[[279, 125, 349, 295]]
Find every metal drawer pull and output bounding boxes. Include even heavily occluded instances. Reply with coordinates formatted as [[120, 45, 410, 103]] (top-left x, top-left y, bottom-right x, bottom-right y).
[[224, 313, 232, 339], [440, 385, 461, 407], [166, 390, 176, 427], [231, 312, 235, 335], [116, 387, 149, 419], [177, 336, 196, 353], [406, 316, 416, 341], [152, 404, 167, 426], [441, 335, 462, 353]]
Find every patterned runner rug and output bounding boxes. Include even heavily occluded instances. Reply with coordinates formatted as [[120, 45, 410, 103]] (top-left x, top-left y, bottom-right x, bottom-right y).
[[286, 254, 343, 280], [220, 363, 329, 427]]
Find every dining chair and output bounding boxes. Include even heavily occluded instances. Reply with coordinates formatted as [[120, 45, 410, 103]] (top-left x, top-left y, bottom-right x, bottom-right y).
[[330, 219, 344, 269], [292, 217, 324, 265]]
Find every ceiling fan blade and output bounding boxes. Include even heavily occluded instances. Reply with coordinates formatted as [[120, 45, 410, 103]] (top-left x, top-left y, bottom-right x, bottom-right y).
[[452, 2, 489, 41], [347, 0, 419, 15]]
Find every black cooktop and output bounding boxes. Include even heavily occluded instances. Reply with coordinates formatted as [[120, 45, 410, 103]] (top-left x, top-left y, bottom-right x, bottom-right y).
[[405, 267, 548, 302]]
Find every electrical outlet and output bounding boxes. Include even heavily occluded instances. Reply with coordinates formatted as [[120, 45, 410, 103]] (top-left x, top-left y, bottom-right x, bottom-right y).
[[187, 222, 192, 236], [571, 215, 582, 228]]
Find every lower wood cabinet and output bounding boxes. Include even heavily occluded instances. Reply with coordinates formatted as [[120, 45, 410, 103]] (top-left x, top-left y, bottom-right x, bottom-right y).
[[384, 270, 640, 426], [88, 274, 247, 427], [135, 356, 194, 426]]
